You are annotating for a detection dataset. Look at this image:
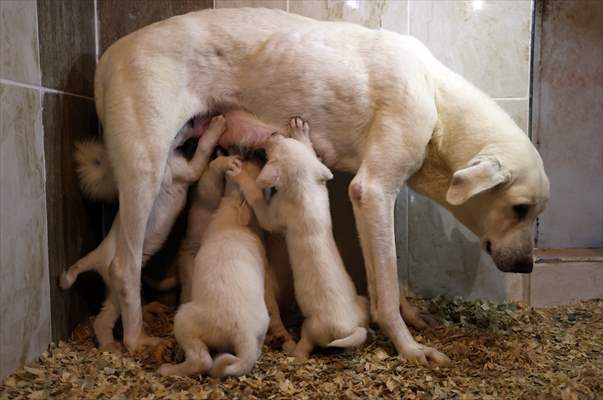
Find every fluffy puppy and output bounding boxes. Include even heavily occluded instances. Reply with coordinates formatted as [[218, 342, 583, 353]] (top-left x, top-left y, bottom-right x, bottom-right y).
[[158, 159, 269, 378], [60, 115, 226, 349], [227, 117, 369, 358]]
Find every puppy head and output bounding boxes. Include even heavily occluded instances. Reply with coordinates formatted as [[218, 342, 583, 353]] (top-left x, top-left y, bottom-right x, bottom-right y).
[[257, 134, 333, 190], [446, 144, 550, 274]]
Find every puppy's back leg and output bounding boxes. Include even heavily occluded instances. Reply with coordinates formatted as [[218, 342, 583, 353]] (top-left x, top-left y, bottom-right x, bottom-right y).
[[94, 297, 120, 350], [60, 220, 118, 289], [158, 303, 212, 376]]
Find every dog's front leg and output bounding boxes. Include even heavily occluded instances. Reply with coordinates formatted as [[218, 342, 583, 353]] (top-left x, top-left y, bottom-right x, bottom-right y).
[[349, 115, 449, 367]]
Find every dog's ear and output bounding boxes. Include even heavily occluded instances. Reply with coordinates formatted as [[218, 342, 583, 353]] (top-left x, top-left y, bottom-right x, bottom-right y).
[[446, 155, 510, 206], [256, 161, 280, 189], [316, 161, 333, 182]]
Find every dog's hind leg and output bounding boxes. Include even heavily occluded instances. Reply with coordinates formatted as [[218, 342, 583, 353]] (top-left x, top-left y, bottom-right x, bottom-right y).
[[101, 81, 200, 352], [349, 111, 450, 367]]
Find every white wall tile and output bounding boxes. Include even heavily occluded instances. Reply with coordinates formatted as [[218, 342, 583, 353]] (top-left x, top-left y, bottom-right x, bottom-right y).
[[216, 0, 287, 9], [0, 84, 51, 379], [0, 0, 41, 85], [290, 0, 408, 33], [409, 0, 531, 98]]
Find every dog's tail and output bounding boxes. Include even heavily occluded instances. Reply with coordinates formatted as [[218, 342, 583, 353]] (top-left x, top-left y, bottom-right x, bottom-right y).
[[209, 338, 260, 378], [74, 140, 117, 202], [327, 327, 367, 349]]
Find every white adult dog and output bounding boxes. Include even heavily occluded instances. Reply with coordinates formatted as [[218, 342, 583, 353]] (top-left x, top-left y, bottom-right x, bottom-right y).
[[228, 117, 369, 358], [95, 8, 549, 366]]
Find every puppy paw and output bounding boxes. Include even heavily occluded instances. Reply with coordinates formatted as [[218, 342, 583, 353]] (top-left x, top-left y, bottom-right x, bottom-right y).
[[210, 154, 241, 172], [199, 115, 227, 149], [59, 272, 74, 290], [99, 341, 123, 353], [158, 363, 178, 376], [225, 157, 244, 180], [287, 117, 310, 140]]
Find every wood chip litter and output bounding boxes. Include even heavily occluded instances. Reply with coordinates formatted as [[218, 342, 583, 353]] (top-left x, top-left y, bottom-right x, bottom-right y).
[[1, 298, 601, 399]]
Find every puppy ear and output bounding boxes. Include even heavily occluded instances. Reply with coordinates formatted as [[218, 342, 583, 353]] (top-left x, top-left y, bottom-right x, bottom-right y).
[[446, 155, 510, 206], [316, 161, 333, 182], [256, 161, 280, 189]]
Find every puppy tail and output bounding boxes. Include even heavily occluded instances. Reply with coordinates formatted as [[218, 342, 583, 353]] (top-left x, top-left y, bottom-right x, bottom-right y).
[[74, 139, 117, 202], [209, 338, 260, 378], [327, 327, 367, 349]]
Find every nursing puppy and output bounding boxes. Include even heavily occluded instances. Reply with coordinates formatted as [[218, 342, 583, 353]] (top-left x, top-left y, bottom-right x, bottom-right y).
[[158, 159, 269, 378], [228, 118, 369, 358], [60, 115, 226, 348]]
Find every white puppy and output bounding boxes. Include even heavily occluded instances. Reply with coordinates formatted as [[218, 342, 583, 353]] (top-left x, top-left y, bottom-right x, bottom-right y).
[[60, 115, 226, 348], [228, 118, 369, 358], [158, 159, 269, 378]]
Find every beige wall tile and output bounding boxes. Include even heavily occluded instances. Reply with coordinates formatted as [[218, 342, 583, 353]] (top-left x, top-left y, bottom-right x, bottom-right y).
[[216, 0, 287, 9], [534, 1, 603, 248], [290, 0, 408, 33], [0, 84, 51, 379], [409, 0, 531, 98], [407, 192, 526, 302], [497, 99, 529, 134], [0, 0, 40, 85]]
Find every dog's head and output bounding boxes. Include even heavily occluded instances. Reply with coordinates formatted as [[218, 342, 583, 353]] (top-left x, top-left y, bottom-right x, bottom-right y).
[[256, 134, 333, 190], [445, 142, 549, 274]]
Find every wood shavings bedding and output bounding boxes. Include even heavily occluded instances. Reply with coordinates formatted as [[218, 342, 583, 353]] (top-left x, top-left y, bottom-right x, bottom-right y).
[[2, 298, 601, 399]]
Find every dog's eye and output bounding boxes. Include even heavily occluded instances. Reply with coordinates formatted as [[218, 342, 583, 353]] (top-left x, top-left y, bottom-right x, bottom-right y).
[[512, 204, 530, 220]]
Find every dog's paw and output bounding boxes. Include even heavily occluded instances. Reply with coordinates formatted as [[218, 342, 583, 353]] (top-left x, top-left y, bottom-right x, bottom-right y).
[[400, 344, 450, 368], [225, 157, 243, 180], [288, 117, 310, 140], [59, 272, 74, 290], [158, 363, 178, 377], [208, 114, 226, 132], [401, 307, 441, 331], [211, 155, 241, 172], [99, 341, 123, 353]]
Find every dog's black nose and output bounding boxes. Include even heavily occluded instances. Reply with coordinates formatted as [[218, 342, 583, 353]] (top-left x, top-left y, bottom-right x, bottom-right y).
[[512, 258, 533, 274]]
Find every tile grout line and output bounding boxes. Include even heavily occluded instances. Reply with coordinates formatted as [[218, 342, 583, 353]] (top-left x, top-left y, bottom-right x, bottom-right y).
[[0, 79, 94, 101], [94, 0, 100, 63], [494, 97, 530, 101], [407, 0, 410, 35], [34, 0, 53, 342]]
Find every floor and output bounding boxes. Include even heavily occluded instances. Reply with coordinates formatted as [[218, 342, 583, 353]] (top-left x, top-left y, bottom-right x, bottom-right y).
[[1, 298, 601, 399]]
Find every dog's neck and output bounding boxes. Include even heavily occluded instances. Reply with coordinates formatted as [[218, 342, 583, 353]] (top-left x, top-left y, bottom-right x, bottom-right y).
[[407, 70, 526, 212]]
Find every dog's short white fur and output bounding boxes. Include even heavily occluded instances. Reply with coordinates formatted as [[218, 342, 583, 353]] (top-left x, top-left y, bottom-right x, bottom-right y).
[[228, 118, 369, 358], [60, 116, 225, 348], [158, 159, 269, 378], [95, 8, 549, 365]]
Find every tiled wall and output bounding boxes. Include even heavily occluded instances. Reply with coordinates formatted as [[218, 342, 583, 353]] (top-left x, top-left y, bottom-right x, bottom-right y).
[[532, 1, 603, 249], [0, 0, 50, 380]]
